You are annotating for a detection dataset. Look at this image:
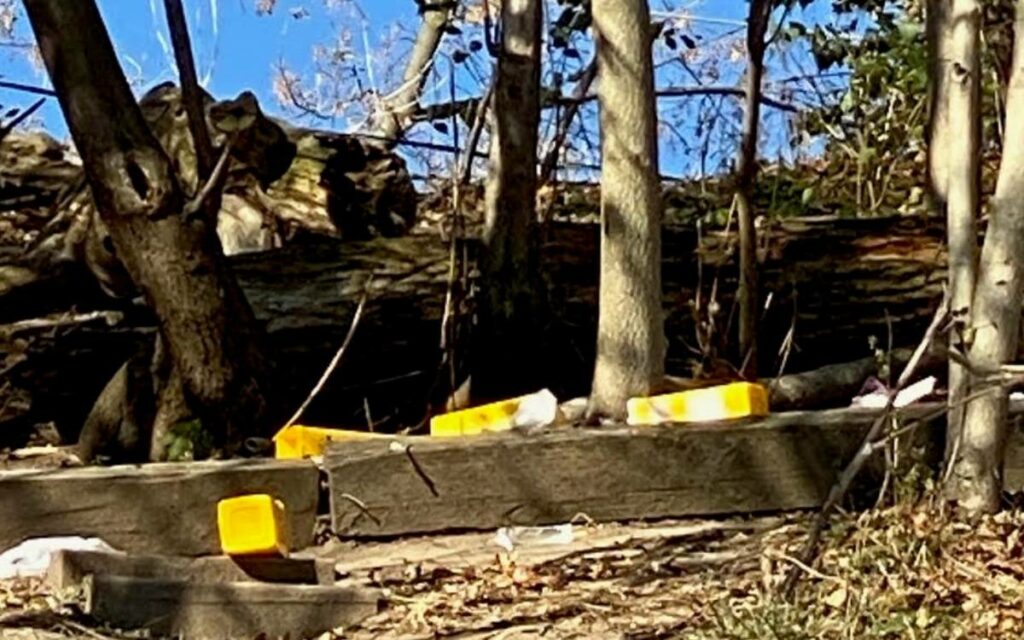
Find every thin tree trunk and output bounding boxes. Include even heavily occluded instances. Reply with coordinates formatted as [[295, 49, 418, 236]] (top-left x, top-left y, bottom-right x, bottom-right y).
[[943, 0, 982, 474], [587, 0, 666, 420], [373, 0, 454, 145], [163, 0, 215, 181], [735, 0, 772, 380], [927, 0, 952, 211], [472, 0, 543, 403], [23, 0, 274, 456], [948, 0, 1024, 515]]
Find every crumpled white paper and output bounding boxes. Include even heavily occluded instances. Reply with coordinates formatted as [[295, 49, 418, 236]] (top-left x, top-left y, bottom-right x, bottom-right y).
[[493, 524, 574, 552], [512, 389, 560, 431], [851, 376, 937, 409], [0, 536, 120, 580]]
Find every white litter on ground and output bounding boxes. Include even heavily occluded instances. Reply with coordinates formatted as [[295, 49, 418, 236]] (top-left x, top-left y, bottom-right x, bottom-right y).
[[0, 536, 120, 580]]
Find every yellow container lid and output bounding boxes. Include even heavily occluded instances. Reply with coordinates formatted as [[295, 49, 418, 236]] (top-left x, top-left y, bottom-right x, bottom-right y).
[[627, 381, 769, 426], [273, 424, 388, 459], [429, 397, 522, 437]]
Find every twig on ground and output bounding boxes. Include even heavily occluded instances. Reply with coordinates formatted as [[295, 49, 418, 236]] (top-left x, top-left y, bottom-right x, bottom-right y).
[[339, 493, 382, 527], [282, 273, 375, 429], [403, 444, 439, 497], [780, 290, 950, 600], [771, 551, 847, 585], [2, 311, 123, 334]]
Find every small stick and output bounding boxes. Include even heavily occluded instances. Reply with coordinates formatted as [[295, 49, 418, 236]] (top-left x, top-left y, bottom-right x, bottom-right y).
[[0, 80, 55, 96], [183, 140, 233, 217], [780, 290, 950, 600], [459, 78, 494, 185], [0, 97, 46, 144], [282, 274, 374, 429]]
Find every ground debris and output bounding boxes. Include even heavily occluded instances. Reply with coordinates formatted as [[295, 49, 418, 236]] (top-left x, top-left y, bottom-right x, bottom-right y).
[[4, 504, 1024, 638]]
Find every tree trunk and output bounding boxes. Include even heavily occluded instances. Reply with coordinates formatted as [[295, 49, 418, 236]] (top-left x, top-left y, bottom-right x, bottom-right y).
[[372, 0, 454, 145], [943, 0, 982, 478], [927, 0, 952, 212], [735, 0, 772, 380], [22, 0, 275, 457], [948, 0, 1024, 515], [472, 0, 544, 403], [587, 0, 666, 420]]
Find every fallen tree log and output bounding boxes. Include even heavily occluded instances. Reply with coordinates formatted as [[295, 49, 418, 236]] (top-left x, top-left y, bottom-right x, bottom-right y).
[[2, 215, 952, 443]]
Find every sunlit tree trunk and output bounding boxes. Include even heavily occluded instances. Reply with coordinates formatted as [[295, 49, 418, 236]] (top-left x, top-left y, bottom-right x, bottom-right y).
[[587, 0, 666, 420], [372, 0, 454, 145], [948, 0, 1023, 515], [941, 0, 982, 485]]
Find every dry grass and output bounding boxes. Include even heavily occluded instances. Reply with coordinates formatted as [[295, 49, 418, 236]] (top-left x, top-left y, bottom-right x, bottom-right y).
[[3, 497, 1024, 639], [345, 498, 1024, 639]]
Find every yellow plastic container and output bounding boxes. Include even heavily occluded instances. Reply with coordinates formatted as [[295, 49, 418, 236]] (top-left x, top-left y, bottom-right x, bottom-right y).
[[429, 397, 522, 437], [273, 424, 387, 459], [217, 494, 290, 557], [626, 381, 769, 426]]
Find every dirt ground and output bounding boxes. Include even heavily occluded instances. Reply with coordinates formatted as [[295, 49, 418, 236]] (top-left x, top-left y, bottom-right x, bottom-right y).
[[3, 502, 1024, 639]]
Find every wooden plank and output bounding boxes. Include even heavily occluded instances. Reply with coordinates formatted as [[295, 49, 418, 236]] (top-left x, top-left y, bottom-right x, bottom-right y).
[[326, 406, 943, 538], [0, 459, 318, 556], [84, 574, 381, 639], [46, 550, 335, 590], [328, 517, 784, 585]]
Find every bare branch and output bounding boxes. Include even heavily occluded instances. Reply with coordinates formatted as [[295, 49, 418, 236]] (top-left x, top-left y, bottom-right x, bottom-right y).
[[162, 0, 216, 179]]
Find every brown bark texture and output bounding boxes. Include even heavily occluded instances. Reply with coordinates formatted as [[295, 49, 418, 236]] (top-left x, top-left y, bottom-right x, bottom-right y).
[[735, 0, 772, 380], [948, 0, 1024, 514], [22, 0, 276, 457], [588, 0, 667, 420], [473, 0, 544, 403]]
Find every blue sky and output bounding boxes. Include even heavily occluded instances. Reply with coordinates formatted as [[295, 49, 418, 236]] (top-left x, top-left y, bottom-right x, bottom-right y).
[[3, 0, 419, 134], [0, 1, 839, 178]]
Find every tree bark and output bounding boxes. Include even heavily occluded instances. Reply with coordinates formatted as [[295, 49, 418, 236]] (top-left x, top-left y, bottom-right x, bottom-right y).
[[372, 0, 454, 145], [927, 0, 952, 212], [735, 0, 772, 379], [472, 0, 544, 403], [943, 0, 982, 475], [587, 0, 666, 420], [948, 0, 1024, 515], [22, 0, 275, 457]]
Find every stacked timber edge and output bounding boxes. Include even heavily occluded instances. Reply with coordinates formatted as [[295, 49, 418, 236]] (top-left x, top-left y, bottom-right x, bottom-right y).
[[326, 403, 1024, 538], [0, 459, 318, 555]]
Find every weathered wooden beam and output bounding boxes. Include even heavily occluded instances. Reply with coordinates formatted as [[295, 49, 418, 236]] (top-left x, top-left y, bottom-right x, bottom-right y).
[[0, 459, 318, 555], [46, 550, 335, 590], [326, 403, 1024, 538], [84, 574, 382, 639]]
